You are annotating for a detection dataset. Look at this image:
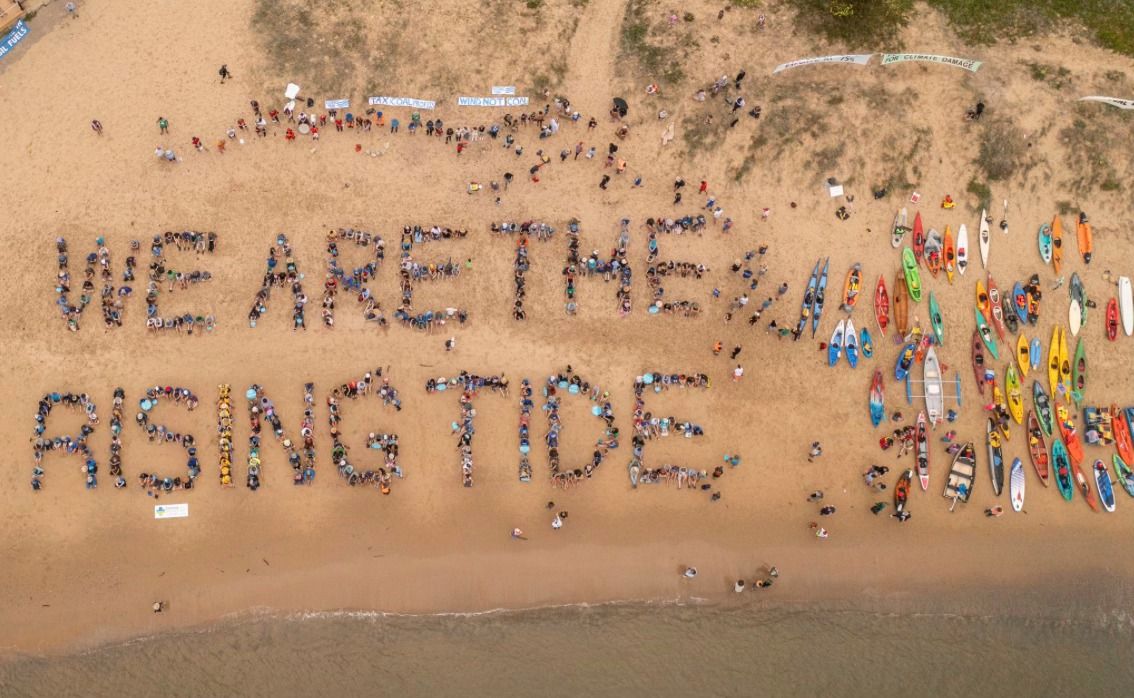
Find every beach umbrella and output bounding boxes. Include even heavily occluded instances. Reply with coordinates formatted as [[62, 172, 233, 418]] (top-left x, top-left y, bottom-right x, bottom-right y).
[[612, 97, 628, 117]]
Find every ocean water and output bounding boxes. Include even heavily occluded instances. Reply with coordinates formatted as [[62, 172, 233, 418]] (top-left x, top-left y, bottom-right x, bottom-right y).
[[2, 602, 1132, 697]]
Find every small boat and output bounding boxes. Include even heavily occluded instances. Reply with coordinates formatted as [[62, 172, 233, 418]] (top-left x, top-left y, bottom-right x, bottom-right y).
[[1056, 401, 1085, 465], [987, 418, 1005, 496], [845, 319, 859, 368], [1072, 337, 1086, 405], [1077, 211, 1093, 265], [1052, 439, 1074, 501], [1120, 276, 1133, 336], [1113, 454, 1134, 498], [902, 248, 922, 303], [1012, 282, 1028, 326], [860, 326, 874, 358], [943, 225, 956, 283], [1037, 222, 1052, 264], [894, 469, 913, 517], [1026, 282, 1040, 326], [979, 208, 991, 268], [912, 212, 926, 264], [894, 270, 909, 336], [796, 259, 821, 338], [1072, 458, 1098, 512], [842, 263, 862, 312], [971, 329, 987, 395], [975, 306, 998, 360], [1047, 325, 1061, 398], [992, 381, 1010, 441], [1001, 294, 1018, 335], [1026, 410, 1050, 485], [987, 274, 1007, 342], [811, 258, 830, 338], [928, 292, 944, 346], [1094, 460, 1116, 512], [1070, 272, 1087, 326], [1029, 338, 1042, 371], [944, 442, 976, 506], [828, 319, 845, 367], [1051, 215, 1064, 274], [1032, 381, 1054, 437], [1106, 298, 1119, 342], [1058, 328, 1072, 398], [956, 224, 970, 276], [924, 346, 944, 426], [869, 370, 885, 427], [891, 207, 909, 248], [895, 342, 916, 381], [875, 275, 890, 337], [1112, 402, 1134, 465], [1010, 458, 1025, 512], [1016, 334, 1030, 377], [1005, 364, 1024, 425], [916, 412, 930, 490], [925, 228, 943, 276], [975, 280, 991, 324]]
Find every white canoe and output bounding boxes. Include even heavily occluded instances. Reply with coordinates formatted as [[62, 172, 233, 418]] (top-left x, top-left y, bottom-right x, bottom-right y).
[[979, 208, 991, 269], [924, 346, 944, 426], [1120, 276, 1133, 336], [957, 224, 969, 276]]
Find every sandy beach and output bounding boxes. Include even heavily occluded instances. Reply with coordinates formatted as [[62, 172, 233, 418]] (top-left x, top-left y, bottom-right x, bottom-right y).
[[2, 0, 1134, 662]]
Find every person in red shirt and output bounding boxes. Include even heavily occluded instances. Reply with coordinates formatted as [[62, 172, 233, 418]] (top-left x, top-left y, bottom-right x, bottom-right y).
[[699, 180, 708, 194], [191, 136, 203, 151], [285, 128, 296, 142], [311, 125, 319, 141]]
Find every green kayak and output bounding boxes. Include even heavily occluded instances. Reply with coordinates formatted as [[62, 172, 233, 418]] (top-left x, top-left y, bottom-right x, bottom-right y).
[[902, 247, 922, 303], [928, 291, 944, 346]]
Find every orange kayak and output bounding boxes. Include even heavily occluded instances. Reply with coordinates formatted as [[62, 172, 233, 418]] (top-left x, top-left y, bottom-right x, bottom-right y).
[[1052, 216, 1064, 274], [943, 225, 955, 283], [1077, 212, 1093, 265]]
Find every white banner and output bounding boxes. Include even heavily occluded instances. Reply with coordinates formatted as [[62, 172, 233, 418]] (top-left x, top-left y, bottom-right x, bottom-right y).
[[772, 53, 874, 75], [491, 85, 516, 95], [1078, 96, 1134, 110], [368, 95, 437, 110], [881, 53, 983, 72], [324, 98, 350, 109], [154, 503, 189, 519], [458, 96, 529, 107]]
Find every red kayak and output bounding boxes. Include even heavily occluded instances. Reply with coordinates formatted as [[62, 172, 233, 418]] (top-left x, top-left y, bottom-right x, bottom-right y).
[[1112, 402, 1134, 465], [971, 329, 986, 395], [875, 275, 890, 337], [912, 212, 925, 265], [1107, 297, 1119, 341], [1056, 401, 1086, 465]]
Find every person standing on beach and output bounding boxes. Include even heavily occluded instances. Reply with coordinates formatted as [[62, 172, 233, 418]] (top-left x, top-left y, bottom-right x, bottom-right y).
[[218, 64, 232, 83], [511, 528, 527, 540], [732, 365, 744, 382], [90, 119, 103, 136], [157, 117, 169, 134], [599, 174, 610, 190], [65, 2, 78, 18]]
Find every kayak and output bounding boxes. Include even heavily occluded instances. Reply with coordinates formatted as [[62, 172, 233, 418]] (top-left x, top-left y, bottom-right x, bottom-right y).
[[912, 212, 926, 265], [1052, 215, 1064, 274], [987, 417, 1004, 496], [796, 259, 821, 338], [1037, 222, 1052, 264], [1047, 325, 1061, 398], [902, 248, 922, 303], [944, 441, 976, 505], [924, 346, 944, 426], [1058, 327, 1072, 398], [1073, 458, 1099, 512], [845, 318, 859, 368], [1120, 276, 1134, 336], [1026, 278, 1041, 326], [894, 469, 913, 516], [1016, 334, 1030, 377], [1056, 401, 1085, 465], [1106, 297, 1119, 342], [1069, 298, 1082, 337], [1052, 438, 1074, 501], [976, 280, 991, 325], [1010, 458, 1025, 512], [894, 270, 909, 336], [860, 326, 874, 359], [956, 224, 970, 276], [979, 208, 991, 268], [975, 306, 998, 360], [987, 274, 1007, 342], [875, 275, 890, 337], [943, 225, 956, 283], [1032, 380, 1054, 437], [992, 381, 1010, 441], [828, 319, 845, 367], [1112, 402, 1134, 465], [971, 329, 986, 395], [1113, 453, 1134, 498], [928, 292, 944, 346], [1029, 337, 1041, 372], [916, 411, 930, 491], [811, 258, 830, 338], [891, 207, 909, 248], [1077, 211, 1093, 265], [842, 263, 862, 312], [1072, 337, 1086, 405], [1026, 410, 1050, 485], [895, 342, 916, 381], [1096, 464, 1116, 514], [1012, 282, 1028, 326], [1005, 363, 1024, 425], [1002, 294, 1018, 335], [925, 228, 943, 277], [1070, 272, 1087, 326], [870, 370, 885, 427]]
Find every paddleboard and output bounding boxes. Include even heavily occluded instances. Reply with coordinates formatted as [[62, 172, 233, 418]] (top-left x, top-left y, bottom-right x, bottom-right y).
[[956, 224, 969, 276], [1029, 337, 1041, 371], [1120, 276, 1133, 336], [845, 319, 859, 368], [979, 208, 991, 269], [1010, 458, 1025, 511], [1038, 222, 1052, 264], [1069, 299, 1082, 336], [828, 319, 844, 367]]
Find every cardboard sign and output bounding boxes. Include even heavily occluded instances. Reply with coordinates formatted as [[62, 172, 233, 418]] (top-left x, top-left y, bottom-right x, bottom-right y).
[[154, 503, 189, 519]]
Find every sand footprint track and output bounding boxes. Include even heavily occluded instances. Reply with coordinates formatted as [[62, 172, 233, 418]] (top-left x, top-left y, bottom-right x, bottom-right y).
[[563, 0, 628, 114]]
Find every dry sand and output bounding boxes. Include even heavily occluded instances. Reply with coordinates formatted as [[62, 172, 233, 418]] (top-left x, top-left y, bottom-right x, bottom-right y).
[[2, 0, 1134, 657]]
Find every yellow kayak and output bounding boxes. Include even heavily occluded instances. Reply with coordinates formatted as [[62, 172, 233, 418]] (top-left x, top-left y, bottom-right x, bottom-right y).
[[1016, 334, 1030, 378], [1006, 363, 1024, 425], [1048, 325, 1060, 398], [1058, 327, 1072, 398]]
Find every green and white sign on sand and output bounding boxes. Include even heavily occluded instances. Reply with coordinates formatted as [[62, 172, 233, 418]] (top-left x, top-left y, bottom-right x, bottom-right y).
[[1078, 96, 1134, 109], [881, 53, 983, 72], [772, 54, 874, 75]]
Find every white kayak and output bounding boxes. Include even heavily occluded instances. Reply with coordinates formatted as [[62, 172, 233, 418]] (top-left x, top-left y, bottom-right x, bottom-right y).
[[1120, 276, 1134, 336], [1069, 299, 1082, 337], [956, 224, 969, 276], [1010, 458, 1025, 512], [979, 208, 991, 269]]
